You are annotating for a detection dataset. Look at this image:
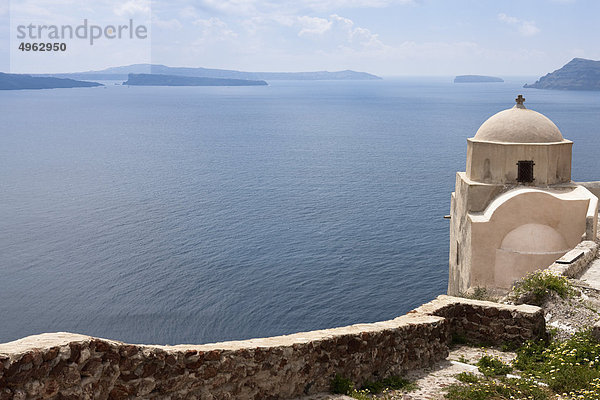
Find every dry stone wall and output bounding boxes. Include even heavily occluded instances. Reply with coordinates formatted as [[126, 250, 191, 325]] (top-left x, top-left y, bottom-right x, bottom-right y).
[[413, 295, 546, 346], [0, 296, 545, 400]]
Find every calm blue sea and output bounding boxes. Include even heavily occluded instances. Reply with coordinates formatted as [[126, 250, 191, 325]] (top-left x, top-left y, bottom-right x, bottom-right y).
[[1, 78, 599, 345]]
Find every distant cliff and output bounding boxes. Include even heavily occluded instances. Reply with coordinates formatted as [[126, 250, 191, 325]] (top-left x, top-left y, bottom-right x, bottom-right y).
[[0, 73, 102, 90], [454, 75, 503, 83], [524, 58, 600, 90], [43, 64, 382, 81], [123, 73, 268, 86]]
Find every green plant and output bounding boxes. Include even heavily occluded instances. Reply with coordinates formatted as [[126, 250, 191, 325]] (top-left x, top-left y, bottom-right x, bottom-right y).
[[363, 376, 418, 393], [512, 339, 548, 372], [476, 355, 512, 376], [545, 326, 559, 341], [452, 332, 468, 345], [455, 372, 479, 383], [446, 376, 551, 400], [348, 388, 373, 400], [330, 375, 417, 398], [500, 341, 519, 352], [514, 330, 600, 394], [458, 287, 496, 302], [470, 287, 494, 301], [360, 380, 386, 394], [511, 270, 574, 305], [446, 330, 600, 399], [331, 374, 353, 394], [354, 376, 418, 396], [457, 355, 470, 364]]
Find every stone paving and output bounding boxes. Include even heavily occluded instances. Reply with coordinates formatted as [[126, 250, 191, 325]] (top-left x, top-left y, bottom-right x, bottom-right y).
[[578, 257, 600, 290]]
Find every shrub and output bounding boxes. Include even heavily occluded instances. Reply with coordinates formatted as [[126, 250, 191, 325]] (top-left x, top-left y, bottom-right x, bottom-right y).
[[331, 374, 353, 394], [331, 374, 417, 398], [362, 376, 417, 394], [446, 330, 600, 399], [476, 355, 512, 376], [511, 270, 573, 305], [347, 389, 373, 400], [452, 332, 468, 345], [461, 287, 495, 301], [514, 330, 600, 394], [455, 372, 479, 383], [512, 339, 548, 372], [446, 377, 551, 400]]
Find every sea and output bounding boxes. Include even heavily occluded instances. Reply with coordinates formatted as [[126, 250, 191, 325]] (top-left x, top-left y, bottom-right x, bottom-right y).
[[1, 77, 599, 345]]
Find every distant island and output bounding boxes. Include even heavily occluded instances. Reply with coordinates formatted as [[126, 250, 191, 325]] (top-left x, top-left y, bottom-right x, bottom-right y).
[[39, 64, 382, 81], [524, 58, 600, 90], [0, 73, 102, 90], [454, 75, 504, 83], [124, 73, 267, 87]]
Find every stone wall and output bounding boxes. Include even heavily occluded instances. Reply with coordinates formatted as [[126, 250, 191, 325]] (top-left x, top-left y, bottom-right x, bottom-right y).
[[546, 240, 599, 279], [0, 296, 545, 400], [413, 295, 546, 346]]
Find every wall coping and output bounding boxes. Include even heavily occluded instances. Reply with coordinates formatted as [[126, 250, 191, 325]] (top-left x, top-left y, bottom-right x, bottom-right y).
[[0, 295, 543, 358], [0, 313, 446, 357], [546, 240, 598, 278], [412, 294, 541, 316]]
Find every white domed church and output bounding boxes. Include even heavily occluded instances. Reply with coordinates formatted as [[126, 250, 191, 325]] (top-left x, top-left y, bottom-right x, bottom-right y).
[[448, 95, 598, 295]]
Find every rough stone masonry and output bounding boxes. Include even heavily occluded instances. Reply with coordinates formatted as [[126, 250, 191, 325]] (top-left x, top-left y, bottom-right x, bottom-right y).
[[0, 296, 545, 400]]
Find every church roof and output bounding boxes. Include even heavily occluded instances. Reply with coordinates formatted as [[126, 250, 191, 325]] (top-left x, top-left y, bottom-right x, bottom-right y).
[[472, 95, 564, 144]]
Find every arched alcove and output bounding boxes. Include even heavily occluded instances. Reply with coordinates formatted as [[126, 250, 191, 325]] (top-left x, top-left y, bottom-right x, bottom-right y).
[[494, 223, 570, 288]]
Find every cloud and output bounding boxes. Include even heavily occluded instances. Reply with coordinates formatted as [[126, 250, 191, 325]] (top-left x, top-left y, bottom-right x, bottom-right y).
[[518, 21, 540, 36], [297, 16, 332, 36], [498, 13, 540, 37], [299, 0, 415, 12], [152, 16, 182, 30], [497, 13, 518, 24], [328, 14, 387, 49], [188, 0, 414, 17], [113, 0, 151, 17], [192, 17, 238, 43], [294, 14, 386, 51], [179, 6, 199, 19], [7, 0, 151, 22], [9, 2, 57, 18], [192, 0, 258, 16]]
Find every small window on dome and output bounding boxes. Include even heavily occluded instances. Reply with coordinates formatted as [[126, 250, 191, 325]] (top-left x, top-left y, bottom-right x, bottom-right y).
[[517, 160, 535, 183]]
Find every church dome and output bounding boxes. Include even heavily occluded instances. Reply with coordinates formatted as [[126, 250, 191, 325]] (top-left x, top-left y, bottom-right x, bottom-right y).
[[473, 96, 563, 143]]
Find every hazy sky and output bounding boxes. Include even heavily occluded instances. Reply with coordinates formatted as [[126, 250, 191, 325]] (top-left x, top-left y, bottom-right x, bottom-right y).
[[1, 0, 599, 76]]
